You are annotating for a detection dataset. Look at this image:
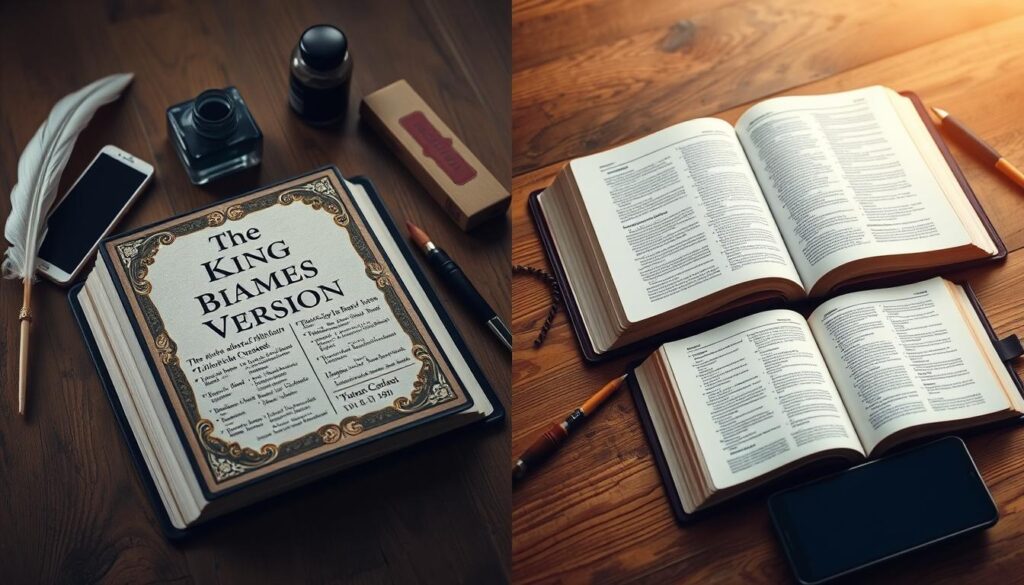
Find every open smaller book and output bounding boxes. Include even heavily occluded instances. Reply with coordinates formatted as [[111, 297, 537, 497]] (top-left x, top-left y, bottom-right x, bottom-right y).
[[630, 278, 1023, 521], [532, 87, 1005, 360]]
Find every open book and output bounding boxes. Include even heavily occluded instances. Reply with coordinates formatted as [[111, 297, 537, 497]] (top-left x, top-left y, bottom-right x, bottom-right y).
[[631, 278, 1023, 519], [70, 168, 501, 535], [533, 87, 1004, 359]]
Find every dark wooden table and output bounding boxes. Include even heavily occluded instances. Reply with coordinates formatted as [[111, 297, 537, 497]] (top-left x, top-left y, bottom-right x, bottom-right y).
[[0, 1, 510, 583], [512, 1, 1024, 583]]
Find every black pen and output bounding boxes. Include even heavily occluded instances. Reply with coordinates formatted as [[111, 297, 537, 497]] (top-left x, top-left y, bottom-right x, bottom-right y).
[[407, 221, 512, 350]]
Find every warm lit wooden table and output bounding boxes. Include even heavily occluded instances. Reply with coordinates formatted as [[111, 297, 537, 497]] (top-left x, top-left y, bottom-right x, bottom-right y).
[[0, 1, 510, 582], [512, 1, 1024, 582]]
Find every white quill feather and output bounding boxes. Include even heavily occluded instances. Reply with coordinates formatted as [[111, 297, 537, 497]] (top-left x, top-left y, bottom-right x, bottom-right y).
[[3, 72, 134, 280]]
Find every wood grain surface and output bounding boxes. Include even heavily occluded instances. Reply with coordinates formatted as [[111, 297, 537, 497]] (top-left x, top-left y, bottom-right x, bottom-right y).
[[0, 1, 510, 583], [512, 0, 1024, 175], [511, 3, 1024, 583]]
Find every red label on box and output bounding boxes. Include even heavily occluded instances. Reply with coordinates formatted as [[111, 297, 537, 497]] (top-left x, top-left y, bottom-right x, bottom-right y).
[[399, 111, 477, 185]]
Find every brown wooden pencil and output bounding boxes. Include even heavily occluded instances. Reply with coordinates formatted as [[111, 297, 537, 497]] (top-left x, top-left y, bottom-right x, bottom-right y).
[[932, 106, 1024, 190], [512, 375, 626, 482]]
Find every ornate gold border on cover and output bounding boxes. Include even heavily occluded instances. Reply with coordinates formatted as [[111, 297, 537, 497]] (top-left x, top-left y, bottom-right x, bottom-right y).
[[113, 176, 458, 482]]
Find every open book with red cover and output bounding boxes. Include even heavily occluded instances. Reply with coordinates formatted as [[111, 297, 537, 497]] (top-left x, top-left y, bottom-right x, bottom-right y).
[[530, 87, 1005, 361]]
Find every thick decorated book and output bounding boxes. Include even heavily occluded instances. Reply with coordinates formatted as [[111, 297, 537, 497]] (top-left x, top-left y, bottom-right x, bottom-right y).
[[629, 278, 1023, 522], [70, 167, 501, 535], [531, 87, 1005, 360]]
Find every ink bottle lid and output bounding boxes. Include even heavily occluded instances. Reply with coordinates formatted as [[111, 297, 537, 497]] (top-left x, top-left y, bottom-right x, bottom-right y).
[[289, 24, 353, 126]]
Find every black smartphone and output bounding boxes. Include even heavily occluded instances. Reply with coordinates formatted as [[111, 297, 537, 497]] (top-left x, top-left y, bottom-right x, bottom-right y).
[[36, 145, 153, 284], [769, 437, 997, 584]]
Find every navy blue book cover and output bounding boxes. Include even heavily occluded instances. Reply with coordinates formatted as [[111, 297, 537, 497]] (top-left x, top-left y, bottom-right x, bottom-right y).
[[70, 167, 503, 536]]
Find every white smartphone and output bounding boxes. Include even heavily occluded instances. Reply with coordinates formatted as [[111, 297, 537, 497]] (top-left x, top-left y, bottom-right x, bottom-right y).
[[37, 145, 153, 285]]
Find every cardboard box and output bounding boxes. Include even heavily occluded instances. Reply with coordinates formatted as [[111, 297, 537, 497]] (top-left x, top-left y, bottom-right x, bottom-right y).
[[361, 80, 509, 230]]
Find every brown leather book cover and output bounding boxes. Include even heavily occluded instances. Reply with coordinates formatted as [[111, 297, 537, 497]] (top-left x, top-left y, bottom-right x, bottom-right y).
[[627, 282, 1023, 524], [528, 90, 1007, 363]]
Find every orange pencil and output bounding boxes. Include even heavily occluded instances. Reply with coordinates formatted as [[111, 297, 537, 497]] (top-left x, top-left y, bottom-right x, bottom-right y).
[[512, 375, 627, 482], [932, 107, 1024, 191]]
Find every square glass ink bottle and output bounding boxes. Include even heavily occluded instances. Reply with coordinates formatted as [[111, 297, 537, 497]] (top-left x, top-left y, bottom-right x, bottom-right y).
[[167, 87, 262, 185]]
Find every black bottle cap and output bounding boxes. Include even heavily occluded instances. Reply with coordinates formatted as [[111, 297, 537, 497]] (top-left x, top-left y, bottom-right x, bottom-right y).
[[299, 25, 348, 71]]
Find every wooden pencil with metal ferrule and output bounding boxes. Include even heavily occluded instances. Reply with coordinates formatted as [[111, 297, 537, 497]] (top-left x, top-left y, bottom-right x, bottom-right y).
[[932, 106, 1024, 190], [512, 375, 626, 482]]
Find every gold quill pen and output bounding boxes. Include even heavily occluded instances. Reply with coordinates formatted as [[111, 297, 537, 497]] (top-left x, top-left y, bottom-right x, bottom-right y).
[[2, 73, 134, 417]]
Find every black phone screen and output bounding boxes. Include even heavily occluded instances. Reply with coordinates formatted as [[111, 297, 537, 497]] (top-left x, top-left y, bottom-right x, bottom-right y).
[[769, 437, 997, 584], [38, 152, 148, 274]]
